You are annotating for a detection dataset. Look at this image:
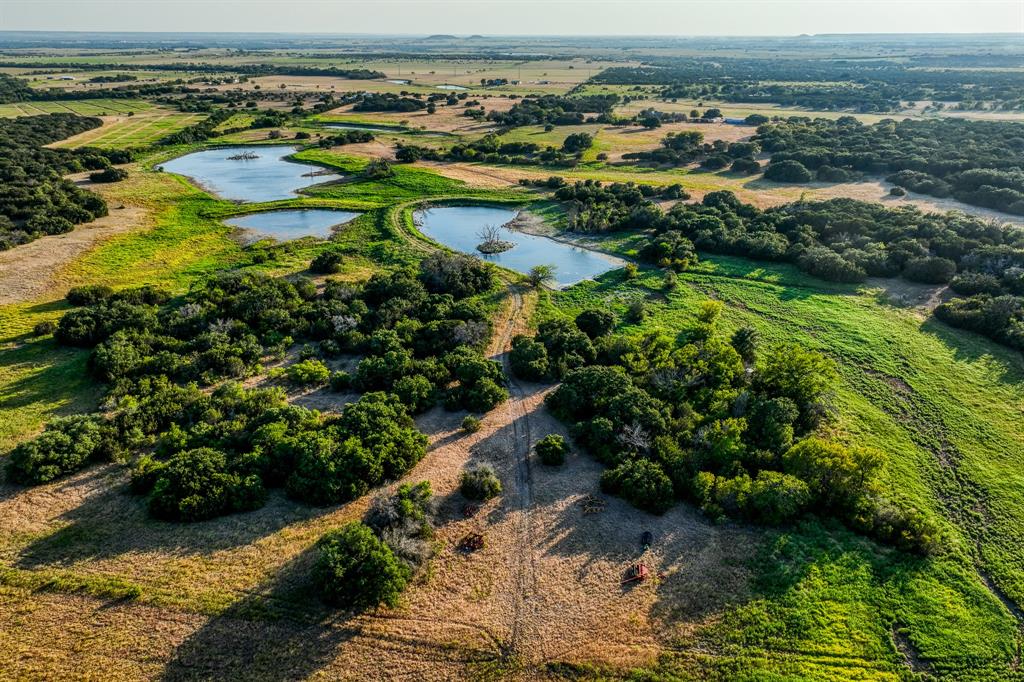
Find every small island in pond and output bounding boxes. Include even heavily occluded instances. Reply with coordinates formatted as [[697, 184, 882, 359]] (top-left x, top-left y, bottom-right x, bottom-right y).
[[475, 224, 515, 254]]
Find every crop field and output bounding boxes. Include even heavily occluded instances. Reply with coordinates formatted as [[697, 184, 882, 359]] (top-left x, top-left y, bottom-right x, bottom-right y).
[[49, 109, 209, 149], [0, 98, 153, 118]]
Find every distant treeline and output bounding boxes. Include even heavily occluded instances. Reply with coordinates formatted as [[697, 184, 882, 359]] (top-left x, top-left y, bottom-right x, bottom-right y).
[[755, 117, 1024, 215], [593, 59, 1024, 112], [0, 61, 386, 80], [543, 179, 1024, 351], [0, 113, 126, 250]]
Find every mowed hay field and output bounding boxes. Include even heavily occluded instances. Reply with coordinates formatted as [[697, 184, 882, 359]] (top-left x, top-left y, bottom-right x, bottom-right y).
[[0, 98, 153, 118], [50, 110, 209, 150]]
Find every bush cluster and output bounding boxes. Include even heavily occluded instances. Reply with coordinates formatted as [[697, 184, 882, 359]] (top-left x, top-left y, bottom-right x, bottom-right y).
[[10, 253, 509, 522], [523, 302, 938, 554]]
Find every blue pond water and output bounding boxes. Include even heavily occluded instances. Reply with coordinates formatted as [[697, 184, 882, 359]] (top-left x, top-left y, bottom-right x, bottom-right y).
[[158, 145, 340, 202], [324, 123, 402, 133], [414, 206, 620, 287], [224, 209, 360, 242]]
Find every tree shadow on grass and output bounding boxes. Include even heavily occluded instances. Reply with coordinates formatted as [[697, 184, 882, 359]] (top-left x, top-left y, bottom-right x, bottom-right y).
[[159, 545, 362, 682], [14, 465, 331, 569], [919, 317, 1024, 385]]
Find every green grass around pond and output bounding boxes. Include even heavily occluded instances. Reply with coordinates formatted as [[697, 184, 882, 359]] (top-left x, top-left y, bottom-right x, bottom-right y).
[[539, 254, 1024, 677]]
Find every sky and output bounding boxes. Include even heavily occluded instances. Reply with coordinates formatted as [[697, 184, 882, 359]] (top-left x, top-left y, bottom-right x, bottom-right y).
[[1, 0, 1022, 36]]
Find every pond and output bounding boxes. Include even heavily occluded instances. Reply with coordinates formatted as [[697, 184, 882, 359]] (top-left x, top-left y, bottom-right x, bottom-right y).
[[158, 145, 340, 202], [414, 206, 621, 287], [324, 123, 402, 133], [224, 209, 360, 243], [436, 84, 469, 91]]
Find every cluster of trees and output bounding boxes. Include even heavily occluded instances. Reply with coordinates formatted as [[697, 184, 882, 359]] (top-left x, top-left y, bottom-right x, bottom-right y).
[[592, 57, 1024, 112], [511, 303, 939, 554], [486, 94, 619, 128], [352, 93, 427, 113], [622, 129, 761, 171], [395, 132, 590, 167], [934, 245, 1024, 350], [755, 117, 1024, 215], [317, 129, 374, 148], [8, 252, 509, 520], [550, 179, 687, 234], [547, 180, 1022, 286], [0, 73, 37, 102], [0, 113, 121, 250]]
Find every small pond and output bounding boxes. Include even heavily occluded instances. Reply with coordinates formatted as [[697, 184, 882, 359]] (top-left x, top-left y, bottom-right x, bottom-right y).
[[387, 79, 411, 85], [436, 84, 469, 91], [158, 145, 340, 202], [324, 123, 402, 133], [414, 206, 620, 287], [224, 209, 360, 243]]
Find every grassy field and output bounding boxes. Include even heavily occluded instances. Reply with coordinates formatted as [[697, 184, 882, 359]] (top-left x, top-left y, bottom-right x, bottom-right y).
[[539, 254, 1024, 678], [50, 109, 208, 149], [0, 98, 154, 118]]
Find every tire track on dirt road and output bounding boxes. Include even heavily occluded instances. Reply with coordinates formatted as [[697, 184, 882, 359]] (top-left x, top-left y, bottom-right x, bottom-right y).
[[491, 286, 544, 664]]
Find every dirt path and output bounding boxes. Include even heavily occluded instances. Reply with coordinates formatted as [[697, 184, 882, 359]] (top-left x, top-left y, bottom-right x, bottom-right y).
[[0, 206, 148, 305], [491, 287, 542, 660]]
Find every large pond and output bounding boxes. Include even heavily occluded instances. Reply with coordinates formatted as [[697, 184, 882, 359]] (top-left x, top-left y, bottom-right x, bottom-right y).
[[224, 209, 359, 243], [414, 206, 621, 287], [158, 145, 340, 202]]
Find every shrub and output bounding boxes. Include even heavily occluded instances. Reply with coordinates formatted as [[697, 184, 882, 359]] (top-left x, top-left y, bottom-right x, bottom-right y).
[[32, 320, 57, 337], [310, 250, 343, 274], [731, 157, 761, 174], [456, 377, 508, 412], [890, 186, 907, 196], [535, 434, 568, 466], [624, 263, 639, 279], [329, 370, 351, 392], [764, 160, 812, 183], [626, 300, 648, 322], [313, 522, 410, 609], [748, 470, 811, 524], [600, 459, 674, 514], [460, 463, 502, 500], [287, 359, 331, 386], [575, 309, 616, 339], [393, 374, 435, 413], [509, 335, 550, 381], [66, 284, 113, 306], [462, 415, 482, 433], [5, 414, 113, 485], [903, 256, 956, 284], [147, 447, 266, 522], [89, 167, 128, 183]]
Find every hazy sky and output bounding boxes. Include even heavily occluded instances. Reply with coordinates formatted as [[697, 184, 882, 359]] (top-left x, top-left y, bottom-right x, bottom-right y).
[[2, 0, 1022, 36]]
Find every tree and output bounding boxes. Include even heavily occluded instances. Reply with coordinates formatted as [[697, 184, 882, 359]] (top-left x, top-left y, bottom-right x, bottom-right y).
[[600, 459, 674, 514], [764, 160, 812, 183], [782, 437, 884, 512], [364, 157, 395, 179], [730, 326, 759, 364], [527, 264, 556, 287], [460, 463, 502, 500], [535, 434, 569, 465], [313, 522, 410, 609], [509, 335, 550, 380], [575, 309, 616, 339], [562, 132, 593, 154], [310, 250, 343, 274]]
